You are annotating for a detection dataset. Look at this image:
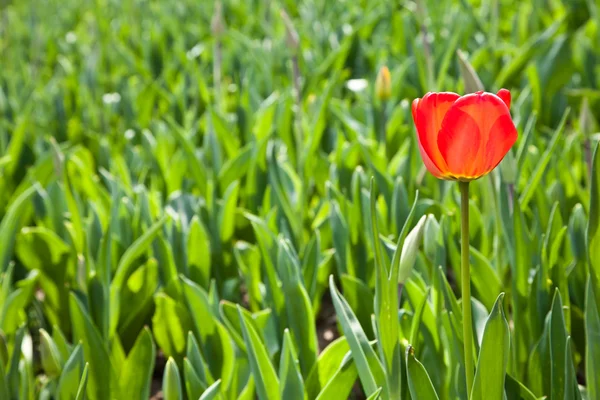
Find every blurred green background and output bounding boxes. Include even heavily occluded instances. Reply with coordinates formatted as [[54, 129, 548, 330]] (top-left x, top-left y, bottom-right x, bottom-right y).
[[1, 0, 600, 399]]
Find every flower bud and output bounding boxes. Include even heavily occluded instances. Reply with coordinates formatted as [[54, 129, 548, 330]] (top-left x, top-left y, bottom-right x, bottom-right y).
[[398, 215, 427, 284], [39, 329, 63, 378], [375, 66, 392, 101]]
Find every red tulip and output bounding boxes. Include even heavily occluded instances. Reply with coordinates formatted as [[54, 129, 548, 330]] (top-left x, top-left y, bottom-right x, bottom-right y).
[[411, 89, 517, 181]]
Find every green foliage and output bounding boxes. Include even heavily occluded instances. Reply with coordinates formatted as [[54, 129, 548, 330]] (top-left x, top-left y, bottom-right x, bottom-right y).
[[0, 0, 598, 398]]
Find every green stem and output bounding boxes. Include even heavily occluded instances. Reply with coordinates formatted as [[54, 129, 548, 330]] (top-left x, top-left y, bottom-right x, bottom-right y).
[[378, 102, 387, 144], [460, 181, 474, 397]]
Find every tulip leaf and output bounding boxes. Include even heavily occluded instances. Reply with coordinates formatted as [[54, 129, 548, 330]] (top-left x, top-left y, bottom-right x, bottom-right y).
[[56, 344, 85, 400], [237, 305, 280, 400], [309, 337, 358, 400], [120, 327, 156, 399], [184, 358, 207, 400], [589, 142, 600, 298], [75, 363, 89, 400], [471, 293, 509, 400], [406, 346, 440, 400], [69, 293, 118, 400], [519, 108, 568, 209], [279, 329, 305, 400], [329, 275, 386, 398], [0, 184, 37, 273], [163, 357, 183, 400], [277, 239, 318, 377], [585, 277, 600, 400], [39, 328, 63, 378], [504, 374, 538, 400], [366, 387, 383, 400], [550, 289, 568, 400], [199, 379, 222, 400]]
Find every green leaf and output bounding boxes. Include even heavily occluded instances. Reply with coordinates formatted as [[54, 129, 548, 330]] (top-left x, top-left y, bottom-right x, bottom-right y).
[[69, 293, 117, 400], [218, 180, 239, 242], [494, 20, 561, 88], [0, 348, 9, 400], [237, 305, 280, 400], [457, 49, 484, 93], [88, 274, 108, 340], [52, 325, 72, 362], [277, 239, 318, 377], [398, 214, 427, 284], [340, 274, 375, 339], [564, 337, 582, 400], [181, 277, 234, 389], [550, 289, 568, 400], [186, 332, 214, 387], [504, 374, 538, 400], [120, 327, 155, 399], [589, 142, 600, 297], [56, 344, 85, 400], [471, 293, 509, 400], [0, 270, 38, 334], [165, 116, 207, 195], [585, 277, 600, 400], [184, 357, 206, 399], [6, 325, 24, 399], [0, 184, 37, 272], [329, 276, 385, 398], [39, 328, 63, 378], [406, 346, 440, 400], [112, 215, 168, 289], [306, 337, 355, 399], [518, 108, 569, 209], [152, 292, 192, 361], [370, 181, 419, 400], [110, 216, 168, 338], [163, 357, 183, 400], [366, 387, 383, 400], [199, 379, 222, 400], [279, 329, 305, 400], [75, 363, 89, 400], [187, 216, 211, 288]]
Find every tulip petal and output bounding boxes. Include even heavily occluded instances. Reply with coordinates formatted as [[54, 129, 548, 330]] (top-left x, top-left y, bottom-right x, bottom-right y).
[[483, 113, 518, 172], [437, 107, 483, 178], [496, 89, 511, 109], [412, 92, 460, 177], [438, 91, 516, 178]]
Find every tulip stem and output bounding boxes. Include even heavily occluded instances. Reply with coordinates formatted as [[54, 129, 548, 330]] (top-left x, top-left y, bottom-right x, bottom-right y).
[[459, 180, 474, 397]]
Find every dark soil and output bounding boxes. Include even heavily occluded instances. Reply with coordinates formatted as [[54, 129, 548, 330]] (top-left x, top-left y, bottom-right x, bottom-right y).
[[149, 350, 167, 399]]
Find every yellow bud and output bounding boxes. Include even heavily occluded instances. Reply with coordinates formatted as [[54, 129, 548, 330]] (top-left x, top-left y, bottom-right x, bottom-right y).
[[375, 66, 392, 101]]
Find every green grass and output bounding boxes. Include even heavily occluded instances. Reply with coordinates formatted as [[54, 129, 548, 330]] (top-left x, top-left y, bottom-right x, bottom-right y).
[[1, 0, 599, 398]]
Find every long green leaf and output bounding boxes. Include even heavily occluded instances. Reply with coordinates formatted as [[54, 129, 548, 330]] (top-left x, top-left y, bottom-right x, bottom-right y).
[[279, 329, 305, 400], [237, 305, 280, 400], [163, 357, 183, 400], [120, 327, 155, 399], [585, 277, 600, 400], [329, 276, 385, 398], [471, 293, 509, 400], [0, 184, 37, 273], [589, 142, 600, 296], [69, 293, 117, 399], [198, 379, 222, 400], [406, 346, 440, 400]]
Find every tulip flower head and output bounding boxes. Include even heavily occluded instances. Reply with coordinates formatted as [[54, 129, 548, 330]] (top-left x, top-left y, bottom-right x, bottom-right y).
[[412, 89, 517, 181]]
